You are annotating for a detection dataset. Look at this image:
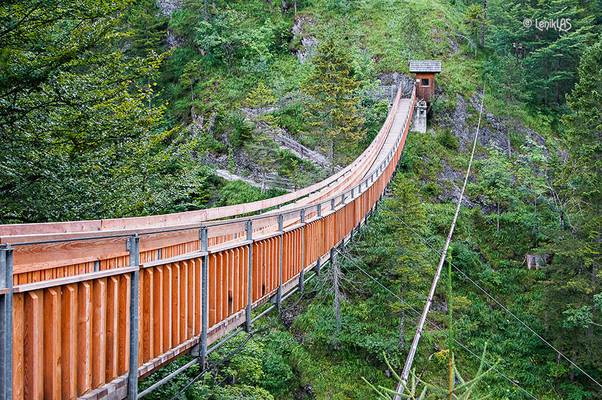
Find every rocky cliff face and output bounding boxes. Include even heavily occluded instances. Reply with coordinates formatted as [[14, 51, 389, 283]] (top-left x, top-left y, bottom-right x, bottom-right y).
[[155, 0, 182, 16], [292, 15, 318, 63]]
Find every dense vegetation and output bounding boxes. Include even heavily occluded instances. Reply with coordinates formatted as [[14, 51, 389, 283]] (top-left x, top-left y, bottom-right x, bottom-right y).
[[1, 0, 600, 399]]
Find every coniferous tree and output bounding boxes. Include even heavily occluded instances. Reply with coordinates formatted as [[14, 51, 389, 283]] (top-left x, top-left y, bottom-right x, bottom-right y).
[[303, 36, 365, 170]]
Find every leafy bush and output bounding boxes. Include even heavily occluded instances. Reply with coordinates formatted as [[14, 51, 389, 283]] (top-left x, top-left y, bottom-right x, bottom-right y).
[[436, 129, 460, 150]]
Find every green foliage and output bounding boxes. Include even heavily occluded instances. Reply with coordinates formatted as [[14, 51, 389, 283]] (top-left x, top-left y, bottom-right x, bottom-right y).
[[485, 0, 599, 109], [303, 36, 365, 167], [245, 82, 277, 108], [0, 0, 203, 222], [436, 129, 460, 150]]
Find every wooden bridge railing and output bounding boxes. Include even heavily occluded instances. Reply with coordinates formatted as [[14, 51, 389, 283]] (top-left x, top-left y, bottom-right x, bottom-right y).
[[0, 87, 415, 400]]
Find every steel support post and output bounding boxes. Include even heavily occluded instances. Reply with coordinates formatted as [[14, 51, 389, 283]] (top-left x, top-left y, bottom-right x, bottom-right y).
[[315, 257, 321, 275], [299, 210, 306, 293], [0, 245, 13, 400], [276, 215, 284, 310], [199, 227, 209, 368], [331, 198, 335, 211], [127, 235, 140, 400], [317, 203, 322, 217], [245, 221, 253, 332]]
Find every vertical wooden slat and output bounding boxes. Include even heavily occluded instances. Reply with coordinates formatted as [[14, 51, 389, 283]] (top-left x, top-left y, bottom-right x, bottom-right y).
[[117, 274, 130, 375], [142, 269, 154, 362], [77, 282, 92, 395], [179, 261, 188, 341], [153, 266, 164, 357], [106, 277, 119, 381], [218, 253, 225, 322], [92, 279, 107, 388], [187, 261, 195, 338], [12, 293, 24, 400], [209, 256, 216, 327], [194, 258, 202, 334], [162, 265, 172, 351], [24, 290, 43, 399], [172, 263, 181, 345], [44, 288, 61, 399], [228, 249, 234, 315]]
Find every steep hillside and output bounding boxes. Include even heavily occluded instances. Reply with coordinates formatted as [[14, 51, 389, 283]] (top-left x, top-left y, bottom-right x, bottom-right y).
[[136, 1, 601, 399]]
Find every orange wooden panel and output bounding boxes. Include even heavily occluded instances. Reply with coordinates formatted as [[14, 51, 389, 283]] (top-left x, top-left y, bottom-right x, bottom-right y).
[[44, 288, 62, 399], [194, 258, 202, 334], [219, 252, 226, 322], [13, 293, 24, 400], [77, 282, 92, 395], [142, 269, 154, 362], [153, 266, 164, 357], [171, 263, 181, 345], [179, 261, 188, 342], [24, 290, 44, 399], [187, 260, 195, 338], [162, 265, 172, 351], [106, 277, 119, 381], [117, 274, 130, 375], [208, 255, 216, 327], [92, 279, 107, 387]]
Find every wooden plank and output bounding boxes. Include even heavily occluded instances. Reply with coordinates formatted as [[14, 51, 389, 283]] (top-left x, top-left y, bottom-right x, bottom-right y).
[[187, 260, 195, 338], [227, 250, 234, 316], [153, 266, 164, 357], [12, 237, 129, 274], [12, 293, 24, 400], [218, 253, 224, 323], [162, 265, 172, 351], [172, 263, 180, 345], [92, 279, 107, 387], [209, 255, 216, 327], [142, 269, 154, 362], [77, 282, 92, 395], [194, 258, 201, 334], [106, 277, 119, 381], [180, 261, 188, 342], [24, 290, 44, 399], [44, 288, 62, 399], [117, 274, 130, 375]]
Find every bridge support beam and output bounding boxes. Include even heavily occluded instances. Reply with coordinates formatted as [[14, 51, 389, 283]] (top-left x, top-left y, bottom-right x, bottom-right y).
[[127, 235, 140, 400], [0, 245, 13, 400], [245, 221, 253, 332], [200, 227, 209, 369]]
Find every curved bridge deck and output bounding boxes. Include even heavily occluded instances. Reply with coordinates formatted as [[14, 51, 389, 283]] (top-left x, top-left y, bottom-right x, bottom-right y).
[[0, 88, 415, 400]]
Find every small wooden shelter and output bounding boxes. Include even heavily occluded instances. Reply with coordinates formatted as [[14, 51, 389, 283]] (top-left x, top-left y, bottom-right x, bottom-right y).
[[409, 60, 442, 104]]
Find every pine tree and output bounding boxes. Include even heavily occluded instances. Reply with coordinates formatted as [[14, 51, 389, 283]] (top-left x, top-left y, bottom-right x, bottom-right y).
[[302, 36, 365, 170]]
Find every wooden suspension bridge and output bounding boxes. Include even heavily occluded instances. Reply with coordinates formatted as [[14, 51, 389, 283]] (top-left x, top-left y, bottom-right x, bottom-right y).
[[0, 86, 416, 400]]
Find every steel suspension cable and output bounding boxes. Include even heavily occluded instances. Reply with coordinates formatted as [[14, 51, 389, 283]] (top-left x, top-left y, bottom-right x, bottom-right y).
[[392, 89, 486, 399]]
